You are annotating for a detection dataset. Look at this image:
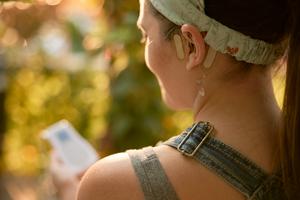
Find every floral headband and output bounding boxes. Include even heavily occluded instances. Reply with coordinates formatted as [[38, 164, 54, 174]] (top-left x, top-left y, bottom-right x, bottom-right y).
[[149, 0, 285, 65]]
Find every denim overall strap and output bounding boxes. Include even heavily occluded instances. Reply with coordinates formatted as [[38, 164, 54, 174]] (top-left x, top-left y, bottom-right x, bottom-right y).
[[163, 122, 271, 199], [127, 147, 180, 200]]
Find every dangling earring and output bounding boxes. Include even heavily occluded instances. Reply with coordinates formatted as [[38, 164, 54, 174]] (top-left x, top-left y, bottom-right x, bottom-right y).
[[196, 47, 216, 94], [193, 47, 216, 114], [195, 47, 216, 97], [196, 77, 206, 97], [193, 73, 206, 113]]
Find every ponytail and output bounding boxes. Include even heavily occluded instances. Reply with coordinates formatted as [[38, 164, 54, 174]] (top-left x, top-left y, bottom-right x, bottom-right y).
[[280, 0, 300, 198]]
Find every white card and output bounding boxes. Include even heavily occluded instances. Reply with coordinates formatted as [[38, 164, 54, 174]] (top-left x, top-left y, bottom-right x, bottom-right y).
[[42, 120, 99, 175]]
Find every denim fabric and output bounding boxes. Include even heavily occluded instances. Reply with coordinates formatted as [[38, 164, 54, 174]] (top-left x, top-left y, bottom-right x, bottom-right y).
[[127, 147, 180, 200], [163, 122, 286, 200]]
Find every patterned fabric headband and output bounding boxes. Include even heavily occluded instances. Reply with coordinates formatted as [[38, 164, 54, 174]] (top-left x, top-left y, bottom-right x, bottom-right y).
[[149, 0, 285, 65]]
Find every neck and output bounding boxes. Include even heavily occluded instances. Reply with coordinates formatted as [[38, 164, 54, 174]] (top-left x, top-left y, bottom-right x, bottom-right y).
[[193, 65, 281, 142], [190, 55, 282, 172]]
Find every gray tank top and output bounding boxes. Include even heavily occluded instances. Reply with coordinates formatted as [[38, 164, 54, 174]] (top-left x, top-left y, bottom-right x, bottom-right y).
[[126, 122, 286, 200]]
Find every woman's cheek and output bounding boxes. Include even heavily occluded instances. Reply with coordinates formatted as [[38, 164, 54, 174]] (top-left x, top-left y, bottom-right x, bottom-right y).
[[144, 40, 168, 75], [145, 41, 158, 73]]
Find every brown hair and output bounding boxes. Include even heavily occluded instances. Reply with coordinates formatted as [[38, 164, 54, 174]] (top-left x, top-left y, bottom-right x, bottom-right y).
[[281, 0, 300, 198], [148, 0, 299, 198], [146, 1, 179, 40]]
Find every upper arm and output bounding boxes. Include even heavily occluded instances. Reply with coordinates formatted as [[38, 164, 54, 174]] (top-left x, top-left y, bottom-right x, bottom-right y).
[[77, 152, 143, 200]]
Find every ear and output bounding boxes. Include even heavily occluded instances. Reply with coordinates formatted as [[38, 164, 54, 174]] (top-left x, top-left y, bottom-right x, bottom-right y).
[[181, 24, 206, 71]]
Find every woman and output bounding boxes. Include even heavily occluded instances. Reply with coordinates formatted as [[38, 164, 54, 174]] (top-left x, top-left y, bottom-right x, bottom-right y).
[[77, 0, 300, 199]]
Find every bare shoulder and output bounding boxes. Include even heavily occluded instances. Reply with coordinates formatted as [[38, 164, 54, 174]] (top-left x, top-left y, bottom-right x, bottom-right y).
[[152, 145, 246, 200], [77, 152, 143, 200], [77, 144, 247, 200]]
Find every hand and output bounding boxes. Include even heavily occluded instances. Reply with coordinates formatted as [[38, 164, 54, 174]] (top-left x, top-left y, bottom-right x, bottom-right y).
[[50, 151, 86, 200]]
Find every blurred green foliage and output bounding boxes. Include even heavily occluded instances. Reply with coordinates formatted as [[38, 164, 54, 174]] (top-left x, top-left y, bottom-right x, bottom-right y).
[[0, 0, 193, 176], [102, 0, 180, 153]]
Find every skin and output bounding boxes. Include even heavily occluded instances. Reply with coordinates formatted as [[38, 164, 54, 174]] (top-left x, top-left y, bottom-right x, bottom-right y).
[[77, 0, 281, 199]]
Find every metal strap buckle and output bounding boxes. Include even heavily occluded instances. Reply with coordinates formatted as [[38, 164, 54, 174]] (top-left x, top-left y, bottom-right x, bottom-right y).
[[177, 122, 214, 157]]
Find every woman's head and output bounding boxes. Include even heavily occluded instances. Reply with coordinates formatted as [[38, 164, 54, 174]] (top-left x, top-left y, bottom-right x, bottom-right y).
[[138, 0, 287, 110], [138, 0, 209, 110]]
